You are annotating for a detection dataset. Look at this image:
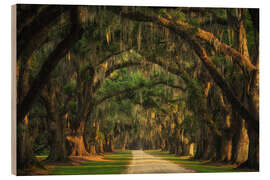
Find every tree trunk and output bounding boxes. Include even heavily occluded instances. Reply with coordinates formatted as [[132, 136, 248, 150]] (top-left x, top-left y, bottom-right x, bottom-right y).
[[17, 115, 36, 170], [120, 134, 127, 151], [247, 127, 259, 169], [179, 143, 190, 156], [194, 130, 205, 160], [238, 123, 259, 170], [104, 135, 114, 152], [16, 56, 38, 171], [178, 132, 191, 156], [66, 135, 90, 156], [88, 142, 97, 155], [200, 124, 217, 160], [194, 140, 204, 159], [66, 120, 91, 156], [41, 88, 69, 162], [95, 140, 104, 154], [236, 10, 259, 169], [215, 112, 233, 162], [189, 143, 195, 157], [46, 117, 69, 162], [168, 137, 177, 154], [161, 139, 166, 151], [231, 117, 249, 164], [216, 135, 232, 162], [202, 137, 216, 160]]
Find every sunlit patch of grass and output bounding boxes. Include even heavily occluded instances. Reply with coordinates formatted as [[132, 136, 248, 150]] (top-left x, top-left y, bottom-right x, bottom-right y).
[[146, 150, 256, 173], [35, 155, 48, 161], [36, 155, 48, 158], [47, 150, 132, 175]]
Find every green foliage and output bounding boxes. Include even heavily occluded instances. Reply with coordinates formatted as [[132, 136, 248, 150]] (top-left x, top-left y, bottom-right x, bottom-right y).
[[98, 69, 146, 95], [33, 133, 49, 156], [215, 8, 227, 19], [211, 55, 227, 66], [187, 17, 200, 27], [180, 114, 200, 139], [48, 23, 71, 40], [63, 81, 76, 95], [83, 22, 99, 41], [186, 78, 205, 110], [171, 9, 187, 21]]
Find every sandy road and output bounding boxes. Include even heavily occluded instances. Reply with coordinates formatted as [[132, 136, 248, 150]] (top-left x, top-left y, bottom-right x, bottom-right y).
[[126, 150, 195, 174]]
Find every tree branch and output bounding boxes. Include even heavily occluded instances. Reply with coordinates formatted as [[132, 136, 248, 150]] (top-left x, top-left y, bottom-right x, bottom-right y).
[[17, 7, 84, 123], [139, 52, 190, 83], [93, 61, 143, 93], [109, 8, 256, 71], [189, 38, 258, 131], [96, 47, 133, 67], [94, 79, 185, 106], [17, 5, 70, 63], [17, 5, 48, 34], [109, 8, 258, 131]]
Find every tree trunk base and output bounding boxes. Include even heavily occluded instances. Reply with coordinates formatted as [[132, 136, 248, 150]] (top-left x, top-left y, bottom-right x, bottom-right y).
[[236, 160, 259, 170], [66, 135, 91, 156]]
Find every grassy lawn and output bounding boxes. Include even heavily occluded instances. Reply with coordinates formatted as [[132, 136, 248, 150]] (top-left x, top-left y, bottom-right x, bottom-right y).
[[45, 151, 132, 175], [146, 150, 256, 173]]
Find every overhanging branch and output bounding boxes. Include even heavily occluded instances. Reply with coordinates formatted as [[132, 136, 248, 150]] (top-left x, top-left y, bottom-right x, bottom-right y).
[[108, 8, 258, 131], [108, 8, 256, 71], [17, 7, 84, 123], [94, 79, 185, 106], [93, 61, 143, 93]]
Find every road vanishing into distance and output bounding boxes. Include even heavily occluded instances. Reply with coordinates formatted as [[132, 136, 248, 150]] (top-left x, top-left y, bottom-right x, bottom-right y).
[[126, 150, 195, 174]]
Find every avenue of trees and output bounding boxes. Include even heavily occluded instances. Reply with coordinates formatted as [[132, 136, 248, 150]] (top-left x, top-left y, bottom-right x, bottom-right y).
[[16, 5, 259, 174]]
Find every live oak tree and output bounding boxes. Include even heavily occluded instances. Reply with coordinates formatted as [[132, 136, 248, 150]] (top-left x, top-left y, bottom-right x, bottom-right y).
[[17, 5, 83, 170]]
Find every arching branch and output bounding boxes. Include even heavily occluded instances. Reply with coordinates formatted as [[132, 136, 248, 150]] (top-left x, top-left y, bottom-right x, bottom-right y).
[[93, 61, 143, 93], [17, 7, 84, 123], [94, 79, 185, 106], [189, 38, 258, 131], [109, 8, 258, 131], [109, 8, 256, 71], [139, 52, 190, 83], [17, 5, 70, 63], [96, 47, 133, 67], [17, 5, 48, 34], [79, 47, 133, 77]]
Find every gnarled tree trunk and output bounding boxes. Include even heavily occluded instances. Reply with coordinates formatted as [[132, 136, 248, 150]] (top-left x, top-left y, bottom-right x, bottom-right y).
[[66, 120, 91, 156], [42, 88, 69, 162]]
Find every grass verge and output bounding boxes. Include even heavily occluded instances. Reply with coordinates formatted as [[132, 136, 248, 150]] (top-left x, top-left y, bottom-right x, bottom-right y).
[[45, 151, 132, 175], [146, 150, 256, 173]]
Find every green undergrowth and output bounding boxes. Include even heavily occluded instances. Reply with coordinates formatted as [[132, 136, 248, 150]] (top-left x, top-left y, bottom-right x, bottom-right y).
[[47, 150, 132, 175], [146, 150, 256, 173]]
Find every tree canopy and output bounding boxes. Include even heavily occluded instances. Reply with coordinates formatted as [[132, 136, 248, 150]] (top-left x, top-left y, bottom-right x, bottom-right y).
[[16, 5, 259, 174]]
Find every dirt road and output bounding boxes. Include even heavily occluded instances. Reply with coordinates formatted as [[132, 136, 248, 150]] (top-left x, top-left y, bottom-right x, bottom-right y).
[[126, 150, 195, 174]]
